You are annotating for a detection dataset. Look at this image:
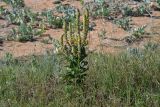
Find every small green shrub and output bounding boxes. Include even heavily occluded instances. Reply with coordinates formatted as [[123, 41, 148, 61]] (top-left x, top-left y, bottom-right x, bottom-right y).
[[115, 17, 131, 30], [7, 23, 43, 42], [122, 6, 133, 16], [122, 5, 150, 17], [0, 7, 37, 25], [144, 42, 159, 51], [5, 8, 37, 25], [158, 0, 160, 6], [94, 6, 110, 18], [98, 29, 106, 40], [2, 0, 25, 8], [0, 6, 8, 18], [3, 53, 15, 65], [84, 0, 110, 19], [80, 0, 84, 5], [124, 25, 146, 43], [41, 36, 53, 44], [55, 4, 76, 22], [1, 0, 37, 25], [132, 25, 146, 39], [92, 1, 110, 18], [135, 5, 150, 16], [41, 10, 63, 28]]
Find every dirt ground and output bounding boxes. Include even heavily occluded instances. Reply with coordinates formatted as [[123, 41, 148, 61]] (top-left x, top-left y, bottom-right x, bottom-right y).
[[0, 0, 160, 58]]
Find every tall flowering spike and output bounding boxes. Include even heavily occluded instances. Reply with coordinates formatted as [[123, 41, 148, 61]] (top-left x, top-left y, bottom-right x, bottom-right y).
[[85, 9, 89, 34], [78, 31, 81, 59], [85, 9, 89, 22], [76, 9, 80, 36], [60, 8, 89, 86], [78, 34, 81, 59], [83, 14, 87, 43], [75, 9, 81, 59], [83, 9, 89, 44], [69, 23, 73, 45], [71, 46, 76, 56], [63, 20, 70, 46], [63, 20, 67, 37], [61, 34, 64, 50]]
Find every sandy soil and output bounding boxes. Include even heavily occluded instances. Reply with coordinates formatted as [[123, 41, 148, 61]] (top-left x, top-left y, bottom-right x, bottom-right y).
[[0, 0, 160, 58]]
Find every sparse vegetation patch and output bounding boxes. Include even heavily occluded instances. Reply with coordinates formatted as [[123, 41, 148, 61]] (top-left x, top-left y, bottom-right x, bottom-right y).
[[0, 0, 160, 106]]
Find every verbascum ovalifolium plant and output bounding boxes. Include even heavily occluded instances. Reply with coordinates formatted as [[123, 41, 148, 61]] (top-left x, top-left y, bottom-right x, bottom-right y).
[[60, 9, 89, 88]]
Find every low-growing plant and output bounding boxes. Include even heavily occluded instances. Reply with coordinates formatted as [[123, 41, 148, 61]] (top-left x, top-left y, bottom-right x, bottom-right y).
[[0, 0, 37, 25], [7, 23, 43, 42], [115, 17, 131, 30], [98, 29, 106, 51], [52, 17, 63, 28], [135, 5, 150, 16], [124, 25, 146, 43], [5, 8, 37, 25], [122, 4, 150, 17], [41, 10, 63, 28], [122, 6, 133, 16], [80, 0, 84, 5], [41, 36, 53, 44], [56, 4, 76, 22], [132, 25, 146, 39], [0, 6, 8, 18], [144, 42, 159, 51], [3, 53, 15, 65], [60, 9, 89, 88], [91, 1, 110, 18], [157, 0, 160, 7], [94, 6, 110, 18], [84, 0, 110, 19], [2, 0, 25, 8], [98, 29, 106, 40], [127, 47, 144, 58]]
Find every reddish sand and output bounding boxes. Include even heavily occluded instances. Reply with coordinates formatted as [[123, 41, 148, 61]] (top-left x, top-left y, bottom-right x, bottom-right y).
[[0, 0, 160, 58]]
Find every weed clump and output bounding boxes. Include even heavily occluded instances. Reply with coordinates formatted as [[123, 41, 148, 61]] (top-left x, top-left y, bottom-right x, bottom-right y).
[[60, 9, 89, 88]]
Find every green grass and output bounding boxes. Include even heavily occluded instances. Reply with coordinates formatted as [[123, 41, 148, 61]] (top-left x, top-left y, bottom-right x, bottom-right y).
[[0, 48, 160, 107]]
